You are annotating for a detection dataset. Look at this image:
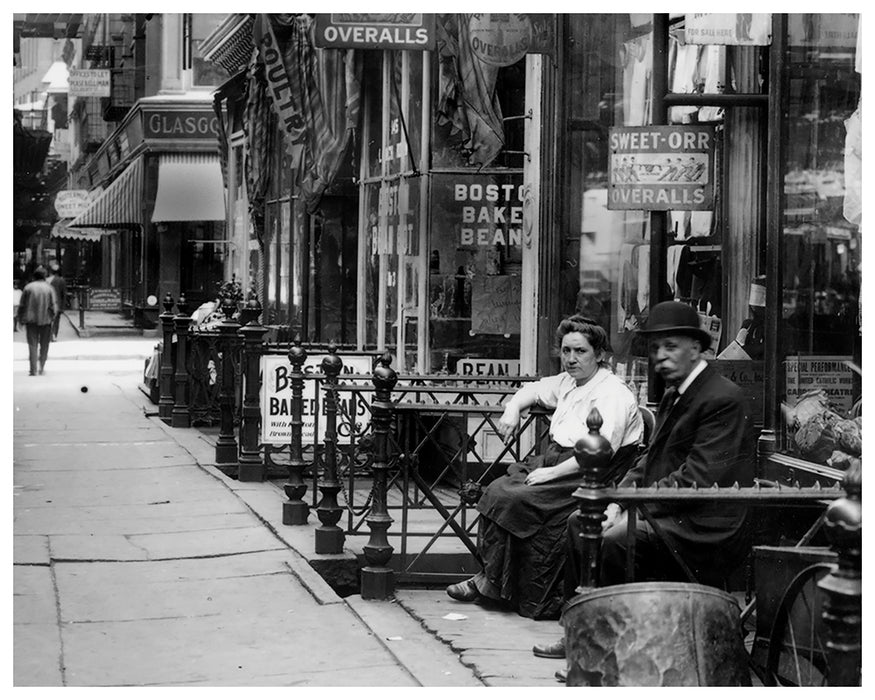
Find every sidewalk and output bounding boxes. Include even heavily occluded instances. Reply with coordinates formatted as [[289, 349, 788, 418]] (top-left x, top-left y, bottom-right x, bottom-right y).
[[155, 396, 566, 686], [12, 360, 483, 687]]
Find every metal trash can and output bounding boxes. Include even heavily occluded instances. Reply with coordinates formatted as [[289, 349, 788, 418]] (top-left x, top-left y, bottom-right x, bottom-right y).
[[564, 582, 751, 686]]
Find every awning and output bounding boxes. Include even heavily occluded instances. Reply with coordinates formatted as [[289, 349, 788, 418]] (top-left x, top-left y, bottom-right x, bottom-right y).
[[69, 156, 144, 228], [51, 219, 106, 242], [151, 153, 225, 222]]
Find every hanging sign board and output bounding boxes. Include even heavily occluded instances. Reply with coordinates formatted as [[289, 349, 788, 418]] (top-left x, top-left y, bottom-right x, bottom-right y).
[[607, 125, 715, 211], [467, 14, 555, 66], [260, 354, 374, 446], [314, 14, 435, 50], [685, 14, 772, 45], [54, 190, 92, 219], [67, 68, 110, 97]]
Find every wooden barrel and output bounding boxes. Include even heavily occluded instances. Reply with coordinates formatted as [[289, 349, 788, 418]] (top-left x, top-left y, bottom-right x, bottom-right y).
[[564, 582, 751, 686]]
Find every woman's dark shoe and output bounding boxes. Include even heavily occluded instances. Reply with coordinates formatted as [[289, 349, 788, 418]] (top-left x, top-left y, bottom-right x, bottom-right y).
[[532, 637, 566, 659], [555, 668, 567, 683], [446, 578, 479, 602]]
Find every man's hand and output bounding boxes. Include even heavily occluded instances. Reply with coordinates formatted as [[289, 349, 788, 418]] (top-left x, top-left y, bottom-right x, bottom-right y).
[[602, 503, 624, 532], [496, 405, 521, 443]]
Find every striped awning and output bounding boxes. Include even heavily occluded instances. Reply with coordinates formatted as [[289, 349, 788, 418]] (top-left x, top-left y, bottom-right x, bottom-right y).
[[69, 156, 144, 228], [151, 153, 225, 222], [51, 219, 105, 242]]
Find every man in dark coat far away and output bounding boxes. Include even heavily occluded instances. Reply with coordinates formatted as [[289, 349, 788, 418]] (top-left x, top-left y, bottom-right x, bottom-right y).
[[533, 300, 755, 664], [17, 266, 57, 376]]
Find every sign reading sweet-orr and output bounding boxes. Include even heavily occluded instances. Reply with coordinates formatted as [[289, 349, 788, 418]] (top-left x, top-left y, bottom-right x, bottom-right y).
[[260, 354, 374, 446], [607, 125, 715, 211]]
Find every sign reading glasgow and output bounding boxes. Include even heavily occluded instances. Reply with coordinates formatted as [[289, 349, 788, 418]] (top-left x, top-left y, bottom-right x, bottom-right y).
[[607, 125, 715, 211], [314, 14, 435, 50], [141, 109, 220, 140]]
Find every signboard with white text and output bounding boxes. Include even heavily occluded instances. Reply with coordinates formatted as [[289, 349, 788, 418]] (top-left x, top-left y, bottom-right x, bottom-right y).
[[54, 190, 92, 219], [608, 125, 715, 210], [315, 14, 435, 50]]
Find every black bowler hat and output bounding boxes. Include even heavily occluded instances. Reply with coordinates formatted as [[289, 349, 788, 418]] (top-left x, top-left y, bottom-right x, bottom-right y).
[[637, 301, 711, 351]]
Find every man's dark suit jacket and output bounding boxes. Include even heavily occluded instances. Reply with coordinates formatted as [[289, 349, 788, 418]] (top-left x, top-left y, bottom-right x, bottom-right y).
[[618, 363, 755, 580]]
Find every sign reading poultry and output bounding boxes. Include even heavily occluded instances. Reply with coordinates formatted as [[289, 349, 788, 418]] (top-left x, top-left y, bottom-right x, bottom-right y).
[[607, 125, 715, 211]]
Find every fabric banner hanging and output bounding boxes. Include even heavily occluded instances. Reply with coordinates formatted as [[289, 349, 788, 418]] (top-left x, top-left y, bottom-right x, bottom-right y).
[[435, 14, 505, 167]]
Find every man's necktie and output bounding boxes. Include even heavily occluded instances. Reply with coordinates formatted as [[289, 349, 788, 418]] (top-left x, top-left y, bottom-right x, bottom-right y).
[[654, 386, 678, 434]]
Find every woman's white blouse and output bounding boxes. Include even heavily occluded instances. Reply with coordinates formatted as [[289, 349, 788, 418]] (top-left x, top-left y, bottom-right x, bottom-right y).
[[527, 367, 643, 452]]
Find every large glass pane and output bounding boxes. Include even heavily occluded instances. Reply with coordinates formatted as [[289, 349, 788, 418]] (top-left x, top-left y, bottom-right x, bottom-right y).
[[310, 196, 358, 345], [363, 54, 383, 180], [780, 13, 861, 466], [566, 15, 653, 403], [428, 172, 522, 373], [363, 183, 380, 347]]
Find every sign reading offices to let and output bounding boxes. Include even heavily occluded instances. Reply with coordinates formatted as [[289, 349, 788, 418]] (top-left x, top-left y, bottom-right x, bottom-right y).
[[315, 14, 435, 50], [68, 69, 110, 97], [260, 354, 374, 446], [608, 125, 715, 211]]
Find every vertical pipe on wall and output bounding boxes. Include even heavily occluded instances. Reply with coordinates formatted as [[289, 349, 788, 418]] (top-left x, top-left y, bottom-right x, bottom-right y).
[[647, 14, 670, 405], [759, 13, 787, 463], [417, 50, 431, 373]]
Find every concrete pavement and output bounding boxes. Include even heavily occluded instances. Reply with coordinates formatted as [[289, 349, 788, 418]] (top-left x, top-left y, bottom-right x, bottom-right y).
[[12, 355, 484, 687], [12, 333, 569, 687]]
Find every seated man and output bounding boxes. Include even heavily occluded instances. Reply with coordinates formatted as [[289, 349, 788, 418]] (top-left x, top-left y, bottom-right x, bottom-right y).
[[534, 301, 756, 663]]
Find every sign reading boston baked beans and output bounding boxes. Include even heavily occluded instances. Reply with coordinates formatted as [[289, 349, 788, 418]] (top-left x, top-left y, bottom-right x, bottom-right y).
[[141, 108, 220, 140], [607, 125, 716, 211], [314, 14, 435, 50]]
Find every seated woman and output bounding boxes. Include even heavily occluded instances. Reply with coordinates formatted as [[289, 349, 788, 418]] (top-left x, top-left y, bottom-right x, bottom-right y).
[[445, 315, 643, 619]]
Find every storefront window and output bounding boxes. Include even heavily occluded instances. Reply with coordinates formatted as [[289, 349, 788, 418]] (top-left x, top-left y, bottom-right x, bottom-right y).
[[428, 173, 522, 373], [565, 15, 653, 402], [779, 13, 861, 466]]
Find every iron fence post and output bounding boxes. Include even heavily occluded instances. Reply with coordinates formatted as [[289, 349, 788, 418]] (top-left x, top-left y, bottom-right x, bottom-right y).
[[818, 459, 862, 686], [171, 294, 191, 429], [237, 299, 267, 482], [215, 297, 241, 468], [571, 408, 613, 594], [361, 352, 398, 599], [158, 293, 175, 424], [315, 343, 344, 554], [283, 337, 310, 525]]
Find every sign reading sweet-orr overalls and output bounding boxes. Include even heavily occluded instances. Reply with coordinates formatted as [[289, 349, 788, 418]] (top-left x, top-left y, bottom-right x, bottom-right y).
[[607, 125, 715, 211], [260, 355, 373, 445]]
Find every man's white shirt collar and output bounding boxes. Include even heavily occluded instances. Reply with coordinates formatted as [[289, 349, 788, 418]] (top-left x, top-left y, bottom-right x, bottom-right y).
[[677, 359, 708, 396]]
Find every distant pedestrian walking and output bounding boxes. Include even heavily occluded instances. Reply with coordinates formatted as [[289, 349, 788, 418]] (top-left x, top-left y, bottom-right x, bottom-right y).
[[47, 264, 67, 340], [13, 280, 22, 333], [17, 266, 56, 376]]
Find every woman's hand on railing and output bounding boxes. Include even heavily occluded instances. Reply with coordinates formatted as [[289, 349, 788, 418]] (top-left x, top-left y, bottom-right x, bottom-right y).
[[497, 405, 521, 443]]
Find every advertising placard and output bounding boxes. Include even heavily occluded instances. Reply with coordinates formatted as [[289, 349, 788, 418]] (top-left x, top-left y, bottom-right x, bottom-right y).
[[260, 354, 374, 446], [68, 68, 111, 97], [314, 14, 435, 50], [54, 190, 92, 219], [88, 288, 122, 311], [607, 125, 715, 211], [685, 14, 772, 45], [785, 355, 855, 416]]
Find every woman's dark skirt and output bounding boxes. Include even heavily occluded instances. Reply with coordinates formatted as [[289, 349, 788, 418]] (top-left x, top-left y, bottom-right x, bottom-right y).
[[475, 441, 637, 619]]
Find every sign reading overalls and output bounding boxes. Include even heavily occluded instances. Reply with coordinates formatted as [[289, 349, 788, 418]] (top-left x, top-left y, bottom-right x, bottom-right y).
[[260, 354, 373, 446], [607, 125, 715, 210]]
